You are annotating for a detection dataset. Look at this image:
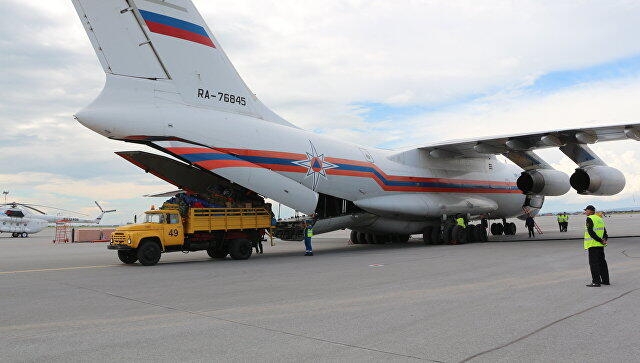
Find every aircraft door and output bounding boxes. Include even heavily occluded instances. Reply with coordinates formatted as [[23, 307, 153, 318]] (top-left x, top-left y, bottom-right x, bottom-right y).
[[163, 213, 183, 247]]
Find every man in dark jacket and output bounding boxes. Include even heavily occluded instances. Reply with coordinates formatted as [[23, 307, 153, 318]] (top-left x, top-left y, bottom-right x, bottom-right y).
[[525, 215, 535, 238]]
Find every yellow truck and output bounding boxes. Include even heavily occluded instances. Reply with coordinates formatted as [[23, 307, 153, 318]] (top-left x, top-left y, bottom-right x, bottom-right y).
[[108, 206, 273, 266]]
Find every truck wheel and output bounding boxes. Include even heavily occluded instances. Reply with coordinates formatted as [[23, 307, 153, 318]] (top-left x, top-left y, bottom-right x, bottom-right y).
[[117, 250, 138, 264], [229, 238, 252, 260], [207, 245, 228, 259], [137, 241, 161, 266]]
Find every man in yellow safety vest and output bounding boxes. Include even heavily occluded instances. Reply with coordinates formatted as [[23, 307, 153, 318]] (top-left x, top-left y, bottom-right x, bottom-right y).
[[583, 205, 609, 287], [303, 220, 314, 256]]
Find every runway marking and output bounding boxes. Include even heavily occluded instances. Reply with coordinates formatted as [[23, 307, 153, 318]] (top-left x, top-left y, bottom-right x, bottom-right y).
[[459, 287, 640, 362], [0, 265, 119, 275]]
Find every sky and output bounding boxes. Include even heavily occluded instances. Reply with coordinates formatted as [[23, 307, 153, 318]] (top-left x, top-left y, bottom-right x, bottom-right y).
[[2, 0, 640, 225]]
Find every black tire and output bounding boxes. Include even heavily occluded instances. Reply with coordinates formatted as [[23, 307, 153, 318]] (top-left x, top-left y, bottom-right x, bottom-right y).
[[137, 240, 161, 266], [357, 232, 367, 244], [491, 223, 504, 236], [451, 225, 467, 244], [442, 224, 454, 244], [229, 238, 252, 260], [398, 234, 410, 243], [508, 222, 517, 235], [431, 226, 442, 244], [373, 234, 388, 244], [206, 244, 228, 259], [423, 226, 434, 244], [117, 250, 138, 264], [472, 225, 484, 242], [12, 232, 18, 238], [364, 233, 375, 244], [350, 230, 360, 244], [466, 224, 477, 243], [21, 232, 28, 238]]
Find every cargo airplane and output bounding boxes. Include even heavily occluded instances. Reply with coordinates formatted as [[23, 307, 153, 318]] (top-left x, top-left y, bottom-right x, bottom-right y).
[[71, 0, 639, 244], [1, 201, 115, 237]]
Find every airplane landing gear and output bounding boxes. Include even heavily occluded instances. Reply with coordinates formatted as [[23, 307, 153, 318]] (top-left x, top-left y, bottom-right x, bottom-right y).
[[490, 219, 516, 236]]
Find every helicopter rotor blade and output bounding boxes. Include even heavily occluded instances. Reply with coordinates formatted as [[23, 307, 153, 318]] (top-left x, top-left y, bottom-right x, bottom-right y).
[[13, 203, 90, 217], [20, 204, 48, 215]]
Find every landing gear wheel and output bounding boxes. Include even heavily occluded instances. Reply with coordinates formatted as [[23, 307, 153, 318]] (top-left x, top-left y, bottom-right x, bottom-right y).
[[137, 241, 161, 266], [12, 232, 18, 238], [117, 250, 138, 264], [466, 224, 477, 243], [207, 245, 228, 259], [431, 225, 442, 244], [398, 234, 410, 243], [229, 238, 252, 260], [365, 233, 375, 244], [423, 226, 434, 244], [373, 234, 387, 244], [442, 224, 454, 244], [473, 225, 487, 242], [506, 222, 517, 235], [358, 232, 367, 244], [490, 223, 504, 236], [350, 230, 360, 244], [451, 225, 467, 244], [21, 232, 28, 238]]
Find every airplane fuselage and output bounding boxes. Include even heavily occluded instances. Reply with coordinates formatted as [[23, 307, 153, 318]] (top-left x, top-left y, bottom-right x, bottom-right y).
[[77, 75, 527, 235]]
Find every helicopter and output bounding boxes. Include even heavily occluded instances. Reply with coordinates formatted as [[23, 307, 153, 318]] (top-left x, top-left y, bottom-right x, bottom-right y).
[[0, 201, 115, 238]]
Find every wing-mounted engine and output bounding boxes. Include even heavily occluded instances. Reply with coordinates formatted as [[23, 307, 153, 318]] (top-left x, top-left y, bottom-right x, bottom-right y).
[[561, 143, 625, 195], [516, 169, 570, 196], [569, 165, 625, 195], [504, 150, 570, 196]]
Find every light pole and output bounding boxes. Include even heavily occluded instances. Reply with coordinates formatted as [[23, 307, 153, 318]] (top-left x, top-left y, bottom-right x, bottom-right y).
[[2, 191, 8, 204]]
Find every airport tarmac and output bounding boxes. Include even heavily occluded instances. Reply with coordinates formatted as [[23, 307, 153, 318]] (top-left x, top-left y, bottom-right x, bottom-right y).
[[1, 214, 639, 362]]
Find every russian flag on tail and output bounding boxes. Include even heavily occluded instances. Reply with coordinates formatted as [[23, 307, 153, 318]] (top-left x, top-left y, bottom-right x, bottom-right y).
[[139, 9, 215, 48]]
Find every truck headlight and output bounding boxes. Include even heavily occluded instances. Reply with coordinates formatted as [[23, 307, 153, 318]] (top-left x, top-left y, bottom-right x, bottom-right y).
[[127, 237, 132, 244]]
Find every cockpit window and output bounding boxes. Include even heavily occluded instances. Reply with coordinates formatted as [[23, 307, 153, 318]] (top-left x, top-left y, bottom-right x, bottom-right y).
[[5, 210, 24, 218], [144, 213, 166, 223]]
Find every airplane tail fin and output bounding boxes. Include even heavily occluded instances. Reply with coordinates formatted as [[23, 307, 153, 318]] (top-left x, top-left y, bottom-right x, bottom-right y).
[[72, 0, 292, 126], [94, 201, 116, 224]]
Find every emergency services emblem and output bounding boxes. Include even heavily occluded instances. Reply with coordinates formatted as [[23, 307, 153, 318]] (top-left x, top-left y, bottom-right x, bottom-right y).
[[292, 141, 338, 191]]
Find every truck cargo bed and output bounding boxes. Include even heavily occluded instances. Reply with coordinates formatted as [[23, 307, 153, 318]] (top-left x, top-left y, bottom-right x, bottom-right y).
[[185, 207, 272, 233]]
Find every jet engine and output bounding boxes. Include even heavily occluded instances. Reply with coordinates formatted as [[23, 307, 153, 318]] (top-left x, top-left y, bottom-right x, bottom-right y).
[[569, 166, 625, 195], [516, 169, 570, 196]]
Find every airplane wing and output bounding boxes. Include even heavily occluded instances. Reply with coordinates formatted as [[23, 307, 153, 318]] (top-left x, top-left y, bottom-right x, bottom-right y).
[[413, 123, 640, 159]]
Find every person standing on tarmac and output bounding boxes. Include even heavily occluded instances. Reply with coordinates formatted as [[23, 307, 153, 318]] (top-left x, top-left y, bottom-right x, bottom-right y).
[[584, 205, 610, 287], [557, 213, 563, 232], [525, 215, 535, 238], [562, 213, 569, 232], [303, 221, 313, 256]]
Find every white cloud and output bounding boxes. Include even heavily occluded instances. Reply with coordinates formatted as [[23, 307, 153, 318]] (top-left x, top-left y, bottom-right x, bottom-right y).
[[2, 0, 640, 222]]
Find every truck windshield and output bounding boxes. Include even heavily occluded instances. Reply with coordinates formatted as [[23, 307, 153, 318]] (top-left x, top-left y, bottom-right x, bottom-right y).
[[144, 213, 165, 224]]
